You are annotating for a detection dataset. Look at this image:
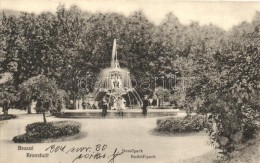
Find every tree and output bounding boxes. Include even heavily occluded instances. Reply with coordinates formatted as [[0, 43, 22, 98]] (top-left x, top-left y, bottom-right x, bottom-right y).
[[154, 86, 171, 107], [19, 75, 62, 123], [184, 12, 260, 158], [52, 5, 95, 109], [0, 80, 17, 115], [122, 11, 155, 78]]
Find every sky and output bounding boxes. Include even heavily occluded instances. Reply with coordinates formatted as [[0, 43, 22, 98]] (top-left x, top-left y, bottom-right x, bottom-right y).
[[1, 0, 260, 30]]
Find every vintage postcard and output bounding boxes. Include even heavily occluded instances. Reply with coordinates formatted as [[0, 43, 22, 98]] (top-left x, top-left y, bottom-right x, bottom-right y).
[[0, 0, 259, 163]]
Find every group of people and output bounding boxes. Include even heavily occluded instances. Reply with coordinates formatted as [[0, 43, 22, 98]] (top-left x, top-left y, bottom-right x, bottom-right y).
[[100, 96, 126, 118], [100, 95, 150, 118]]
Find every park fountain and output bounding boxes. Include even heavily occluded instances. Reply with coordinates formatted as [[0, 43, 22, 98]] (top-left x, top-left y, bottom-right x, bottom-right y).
[[59, 39, 179, 118], [93, 39, 142, 109]]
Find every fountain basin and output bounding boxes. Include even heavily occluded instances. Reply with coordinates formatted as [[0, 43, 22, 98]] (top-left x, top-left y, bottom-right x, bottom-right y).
[[57, 109, 180, 118]]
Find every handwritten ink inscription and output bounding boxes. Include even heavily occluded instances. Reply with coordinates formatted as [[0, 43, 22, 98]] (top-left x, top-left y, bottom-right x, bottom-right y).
[[45, 144, 123, 163], [44, 144, 156, 162]]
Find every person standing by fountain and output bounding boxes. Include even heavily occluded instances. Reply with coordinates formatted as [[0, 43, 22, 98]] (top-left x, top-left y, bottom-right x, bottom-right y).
[[117, 96, 126, 118], [82, 101, 87, 110], [142, 95, 150, 118], [110, 95, 117, 110], [101, 97, 109, 117]]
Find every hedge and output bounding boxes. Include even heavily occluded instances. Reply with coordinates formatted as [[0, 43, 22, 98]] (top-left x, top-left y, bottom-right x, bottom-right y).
[[0, 114, 17, 121], [156, 115, 206, 133]]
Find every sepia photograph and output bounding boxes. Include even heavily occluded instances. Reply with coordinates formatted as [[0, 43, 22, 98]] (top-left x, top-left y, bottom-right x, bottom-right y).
[[0, 0, 259, 163]]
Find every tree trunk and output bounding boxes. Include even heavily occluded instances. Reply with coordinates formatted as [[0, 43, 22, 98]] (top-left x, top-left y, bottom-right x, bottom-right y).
[[27, 100, 32, 114], [3, 107, 8, 115], [71, 74, 77, 110], [43, 111, 47, 123], [73, 96, 76, 110], [3, 101, 9, 115], [162, 98, 164, 106], [186, 105, 191, 117]]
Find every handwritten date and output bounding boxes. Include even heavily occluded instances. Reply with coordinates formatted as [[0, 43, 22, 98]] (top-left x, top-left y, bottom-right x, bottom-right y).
[[45, 144, 123, 163]]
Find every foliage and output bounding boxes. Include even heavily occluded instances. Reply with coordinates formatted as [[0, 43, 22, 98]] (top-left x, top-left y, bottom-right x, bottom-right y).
[[154, 86, 171, 106], [0, 77, 18, 114], [19, 75, 67, 122], [156, 115, 206, 133], [13, 121, 81, 143], [0, 114, 16, 121], [184, 13, 260, 158], [0, 5, 260, 158]]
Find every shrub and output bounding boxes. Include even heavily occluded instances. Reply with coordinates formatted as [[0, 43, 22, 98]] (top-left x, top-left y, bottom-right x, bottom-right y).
[[13, 133, 42, 143], [156, 114, 206, 133], [243, 122, 259, 141], [0, 114, 17, 121], [207, 117, 259, 158], [13, 121, 81, 143]]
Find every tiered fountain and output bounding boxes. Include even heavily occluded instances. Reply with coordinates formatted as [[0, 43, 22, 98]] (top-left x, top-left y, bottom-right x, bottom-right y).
[[93, 39, 142, 109], [59, 39, 179, 118]]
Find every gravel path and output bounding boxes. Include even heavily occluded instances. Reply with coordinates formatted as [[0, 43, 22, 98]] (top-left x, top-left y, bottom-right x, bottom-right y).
[[0, 111, 214, 163]]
